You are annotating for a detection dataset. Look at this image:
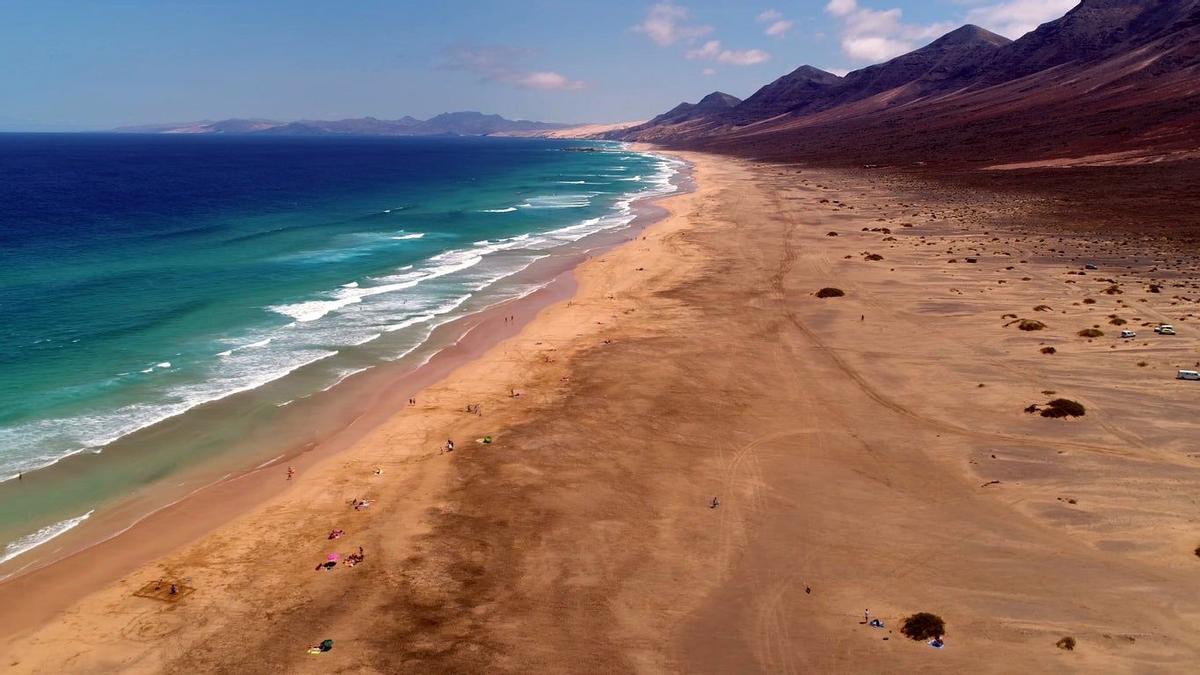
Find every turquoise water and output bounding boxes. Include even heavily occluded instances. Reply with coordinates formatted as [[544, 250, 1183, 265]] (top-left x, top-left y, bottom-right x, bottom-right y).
[[0, 135, 679, 565]]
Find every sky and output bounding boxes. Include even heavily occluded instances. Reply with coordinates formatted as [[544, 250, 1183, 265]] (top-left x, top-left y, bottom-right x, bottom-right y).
[[0, 0, 1079, 130]]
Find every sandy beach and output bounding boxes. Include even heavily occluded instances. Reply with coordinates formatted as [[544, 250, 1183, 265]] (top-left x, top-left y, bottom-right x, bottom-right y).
[[5, 150, 1200, 673]]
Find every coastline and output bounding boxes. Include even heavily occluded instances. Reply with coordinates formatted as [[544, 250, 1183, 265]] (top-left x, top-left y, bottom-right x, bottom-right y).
[[6, 148, 1200, 673], [0, 148, 694, 640]]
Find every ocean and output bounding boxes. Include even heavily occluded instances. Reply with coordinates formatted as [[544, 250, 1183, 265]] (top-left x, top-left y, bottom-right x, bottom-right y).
[[0, 133, 680, 568]]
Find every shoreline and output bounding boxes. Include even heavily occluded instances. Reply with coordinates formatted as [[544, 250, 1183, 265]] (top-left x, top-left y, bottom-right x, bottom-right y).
[[8, 148, 1199, 672], [0, 149, 694, 638]]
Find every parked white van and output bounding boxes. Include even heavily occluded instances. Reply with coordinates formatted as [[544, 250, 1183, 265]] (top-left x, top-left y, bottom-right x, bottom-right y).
[[1155, 324, 1177, 335], [1120, 330, 1137, 339], [1178, 370, 1200, 381]]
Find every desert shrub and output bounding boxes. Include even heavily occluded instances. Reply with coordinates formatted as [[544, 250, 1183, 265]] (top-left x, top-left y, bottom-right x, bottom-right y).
[[1137, 361, 1148, 367], [1056, 636, 1076, 651], [1078, 328, 1104, 338], [1104, 285, 1122, 295], [826, 231, 839, 237], [1109, 317, 1127, 325], [1149, 284, 1162, 293], [864, 254, 884, 261], [1041, 347, 1057, 354], [1194, 545, 1200, 558], [1034, 305, 1053, 312], [816, 288, 845, 298], [1082, 298, 1097, 304], [901, 613, 945, 641], [966, 258, 978, 263], [1042, 399, 1086, 418], [1019, 320, 1047, 331]]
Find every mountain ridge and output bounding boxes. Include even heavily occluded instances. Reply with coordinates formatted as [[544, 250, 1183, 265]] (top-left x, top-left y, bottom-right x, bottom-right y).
[[619, 0, 1200, 168], [113, 111, 570, 137]]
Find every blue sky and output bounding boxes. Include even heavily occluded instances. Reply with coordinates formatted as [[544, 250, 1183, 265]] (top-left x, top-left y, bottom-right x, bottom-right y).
[[0, 0, 1078, 130]]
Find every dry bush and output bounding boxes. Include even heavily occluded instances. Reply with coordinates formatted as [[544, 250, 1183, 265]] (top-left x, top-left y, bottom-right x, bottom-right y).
[[901, 613, 945, 641], [1042, 399, 1086, 418], [1082, 298, 1097, 304], [1109, 317, 1127, 325], [1034, 305, 1053, 312], [1019, 320, 1047, 331], [864, 254, 884, 261], [1056, 636, 1076, 651], [1078, 328, 1104, 338], [1041, 347, 1057, 354], [815, 288, 845, 298], [826, 231, 839, 237]]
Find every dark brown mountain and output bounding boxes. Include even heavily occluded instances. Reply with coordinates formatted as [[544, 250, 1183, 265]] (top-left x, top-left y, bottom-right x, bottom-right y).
[[727, 66, 842, 124], [647, 92, 742, 126], [624, 0, 1200, 169], [811, 24, 1011, 114]]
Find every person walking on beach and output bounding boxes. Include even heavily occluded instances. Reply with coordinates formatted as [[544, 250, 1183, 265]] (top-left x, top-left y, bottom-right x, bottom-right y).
[[446, 439, 455, 453], [287, 466, 295, 480]]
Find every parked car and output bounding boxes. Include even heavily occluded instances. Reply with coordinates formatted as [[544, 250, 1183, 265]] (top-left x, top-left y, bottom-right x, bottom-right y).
[[1120, 330, 1137, 339], [1178, 370, 1200, 381], [1155, 324, 1176, 335]]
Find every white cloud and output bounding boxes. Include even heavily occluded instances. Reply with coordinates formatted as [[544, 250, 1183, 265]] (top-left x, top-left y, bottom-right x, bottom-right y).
[[720, 48, 771, 65], [826, 0, 858, 17], [757, 8, 794, 37], [633, 3, 713, 46], [824, 0, 954, 62], [702, 67, 717, 76], [441, 47, 585, 92], [765, 20, 794, 37], [686, 40, 771, 66], [686, 40, 722, 59], [513, 71, 586, 91], [966, 0, 1079, 39]]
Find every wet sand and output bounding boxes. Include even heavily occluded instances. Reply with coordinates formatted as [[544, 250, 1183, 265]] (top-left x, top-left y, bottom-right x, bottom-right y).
[[6, 152, 1200, 673]]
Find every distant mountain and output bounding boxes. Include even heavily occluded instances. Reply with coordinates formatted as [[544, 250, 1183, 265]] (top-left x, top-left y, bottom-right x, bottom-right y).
[[113, 112, 570, 137], [623, 0, 1200, 167]]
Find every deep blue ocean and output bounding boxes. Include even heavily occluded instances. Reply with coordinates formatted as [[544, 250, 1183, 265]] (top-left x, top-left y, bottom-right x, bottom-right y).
[[0, 134, 677, 564]]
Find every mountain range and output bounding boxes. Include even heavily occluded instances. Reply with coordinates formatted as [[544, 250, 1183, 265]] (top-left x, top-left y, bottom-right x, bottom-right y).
[[114, 112, 569, 137], [618, 0, 1200, 168]]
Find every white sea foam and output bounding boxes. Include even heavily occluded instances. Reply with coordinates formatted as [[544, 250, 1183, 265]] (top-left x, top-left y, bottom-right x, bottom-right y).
[[520, 194, 592, 209], [391, 233, 425, 240], [479, 207, 518, 213], [0, 509, 94, 565]]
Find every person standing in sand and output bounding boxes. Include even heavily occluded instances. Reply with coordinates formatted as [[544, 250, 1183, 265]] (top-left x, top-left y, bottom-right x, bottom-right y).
[[287, 466, 295, 480]]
